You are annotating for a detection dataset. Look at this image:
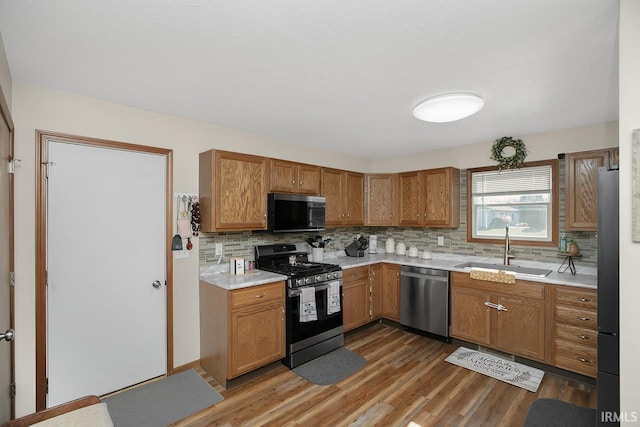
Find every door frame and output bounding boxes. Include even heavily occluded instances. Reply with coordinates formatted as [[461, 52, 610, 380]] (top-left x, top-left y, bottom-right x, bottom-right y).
[[0, 85, 15, 419], [35, 130, 174, 410]]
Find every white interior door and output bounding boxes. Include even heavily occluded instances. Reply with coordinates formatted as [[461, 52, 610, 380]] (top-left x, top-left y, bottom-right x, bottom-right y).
[[46, 141, 167, 407], [0, 100, 13, 422]]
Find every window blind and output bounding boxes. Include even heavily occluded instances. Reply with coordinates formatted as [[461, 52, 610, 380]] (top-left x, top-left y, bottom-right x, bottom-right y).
[[471, 165, 552, 196]]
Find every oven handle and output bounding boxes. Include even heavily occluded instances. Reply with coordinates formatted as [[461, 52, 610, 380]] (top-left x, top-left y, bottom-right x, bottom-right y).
[[288, 282, 342, 297]]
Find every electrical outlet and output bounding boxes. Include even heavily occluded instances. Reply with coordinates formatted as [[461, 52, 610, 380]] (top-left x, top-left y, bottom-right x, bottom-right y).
[[215, 243, 223, 255], [437, 236, 444, 246]]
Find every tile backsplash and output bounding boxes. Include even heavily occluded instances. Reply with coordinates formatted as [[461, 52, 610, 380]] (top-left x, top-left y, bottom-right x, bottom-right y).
[[199, 161, 597, 266]]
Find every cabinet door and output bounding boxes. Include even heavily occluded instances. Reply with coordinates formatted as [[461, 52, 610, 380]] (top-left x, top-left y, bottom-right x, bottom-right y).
[[229, 301, 285, 378], [215, 151, 268, 230], [494, 294, 546, 361], [269, 159, 297, 193], [382, 264, 400, 321], [343, 280, 370, 332], [345, 172, 365, 225], [365, 174, 396, 226], [565, 150, 608, 230], [398, 171, 423, 226], [321, 168, 345, 226], [424, 168, 459, 228], [450, 286, 491, 345], [370, 264, 383, 320], [298, 163, 321, 194]]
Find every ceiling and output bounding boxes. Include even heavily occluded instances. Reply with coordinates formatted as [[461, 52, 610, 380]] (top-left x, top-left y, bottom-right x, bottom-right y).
[[0, 0, 620, 159]]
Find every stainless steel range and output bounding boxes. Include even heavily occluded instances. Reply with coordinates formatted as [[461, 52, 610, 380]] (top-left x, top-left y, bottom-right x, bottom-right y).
[[255, 243, 343, 368]]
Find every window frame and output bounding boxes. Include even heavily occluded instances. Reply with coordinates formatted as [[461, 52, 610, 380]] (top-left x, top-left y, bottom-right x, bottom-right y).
[[466, 159, 559, 247]]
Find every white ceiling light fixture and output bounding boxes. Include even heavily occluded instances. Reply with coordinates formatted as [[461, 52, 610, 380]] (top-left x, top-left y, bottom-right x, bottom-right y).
[[413, 93, 485, 123]]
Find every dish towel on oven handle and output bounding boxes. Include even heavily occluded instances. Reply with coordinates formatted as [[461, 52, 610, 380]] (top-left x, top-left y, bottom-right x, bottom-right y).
[[327, 280, 341, 315], [299, 286, 318, 322]]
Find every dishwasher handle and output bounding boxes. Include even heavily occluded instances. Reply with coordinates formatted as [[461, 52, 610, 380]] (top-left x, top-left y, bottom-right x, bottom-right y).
[[400, 271, 449, 282]]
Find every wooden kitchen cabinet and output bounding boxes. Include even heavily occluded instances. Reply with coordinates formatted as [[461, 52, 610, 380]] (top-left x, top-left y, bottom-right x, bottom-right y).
[[382, 264, 400, 321], [450, 272, 547, 362], [565, 148, 618, 231], [370, 264, 383, 320], [342, 266, 371, 332], [398, 167, 460, 228], [200, 280, 285, 387], [269, 159, 320, 194], [365, 174, 398, 226], [199, 150, 269, 232], [551, 286, 598, 377], [320, 168, 364, 227]]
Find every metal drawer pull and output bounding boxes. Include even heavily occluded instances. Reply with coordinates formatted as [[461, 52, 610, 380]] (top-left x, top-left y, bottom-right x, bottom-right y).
[[497, 304, 508, 312], [577, 335, 591, 340], [254, 293, 267, 298], [578, 298, 592, 302], [576, 357, 592, 363], [577, 316, 591, 321]]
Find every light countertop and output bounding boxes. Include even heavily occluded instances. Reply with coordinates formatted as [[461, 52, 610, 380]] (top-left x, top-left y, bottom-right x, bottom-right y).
[[199, 252, 596, 290]]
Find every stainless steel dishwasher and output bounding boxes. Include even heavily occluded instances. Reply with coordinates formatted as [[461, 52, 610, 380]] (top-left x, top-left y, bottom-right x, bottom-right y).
[[399, 265, 449, 339]]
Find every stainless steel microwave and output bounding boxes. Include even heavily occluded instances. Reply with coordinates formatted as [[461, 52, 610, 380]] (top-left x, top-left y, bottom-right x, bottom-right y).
[[267, 193, 326, 233]]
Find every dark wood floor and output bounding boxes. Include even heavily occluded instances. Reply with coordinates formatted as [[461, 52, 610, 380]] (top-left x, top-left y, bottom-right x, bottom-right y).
[[174, 322, 596, 426]]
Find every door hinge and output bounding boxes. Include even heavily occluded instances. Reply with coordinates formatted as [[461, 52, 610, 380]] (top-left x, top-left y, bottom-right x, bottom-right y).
[[46, 378, 49, 394], [9, 271, 15, 287], [9, 383, 15, 399]]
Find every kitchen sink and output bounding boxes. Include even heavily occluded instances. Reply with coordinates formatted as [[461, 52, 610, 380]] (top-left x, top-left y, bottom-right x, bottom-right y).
[[453, 261, 552, 279]]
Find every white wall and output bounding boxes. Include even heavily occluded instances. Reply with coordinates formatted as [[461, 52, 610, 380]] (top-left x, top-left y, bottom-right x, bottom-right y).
[[0, 30, 11, 111], [619, 1, 640, 424], [10, 81, 370, 416], [372, 120, 619, 172]]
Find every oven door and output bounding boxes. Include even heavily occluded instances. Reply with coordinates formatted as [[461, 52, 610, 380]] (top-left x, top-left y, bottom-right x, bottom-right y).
[[287, 282, 343, 346]]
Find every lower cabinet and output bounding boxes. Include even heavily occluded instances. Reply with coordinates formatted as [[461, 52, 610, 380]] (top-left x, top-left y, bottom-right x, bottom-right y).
[[382, 264, 400, 321], [370, 264, 383, 320], [200, 280, 285, 387], [552, 286, 598, 377], [343, 266, 371, 332], [450, 272, 547, 362]]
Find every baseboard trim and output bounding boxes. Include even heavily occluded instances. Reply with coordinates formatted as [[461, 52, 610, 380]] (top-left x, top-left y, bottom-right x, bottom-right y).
[[172, 360, 201, 375]]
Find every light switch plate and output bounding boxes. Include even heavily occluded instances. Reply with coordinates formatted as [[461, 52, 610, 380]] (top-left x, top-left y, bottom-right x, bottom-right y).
[[437, 236, 444, 246]]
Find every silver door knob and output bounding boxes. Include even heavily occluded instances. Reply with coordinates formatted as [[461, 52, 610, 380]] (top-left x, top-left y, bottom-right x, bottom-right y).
[[152, 280, 162, 289], [0, 329, 14, 342]]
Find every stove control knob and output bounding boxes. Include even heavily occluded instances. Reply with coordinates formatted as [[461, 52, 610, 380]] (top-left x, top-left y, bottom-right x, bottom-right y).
[[305, 277, 312, 285], [330, 272, 337, 279], [296, 278, 303, 286], [315, 275, 321, 282]]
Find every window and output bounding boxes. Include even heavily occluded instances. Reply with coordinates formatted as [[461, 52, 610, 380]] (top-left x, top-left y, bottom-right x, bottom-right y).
[[467, 160, 558, 246]]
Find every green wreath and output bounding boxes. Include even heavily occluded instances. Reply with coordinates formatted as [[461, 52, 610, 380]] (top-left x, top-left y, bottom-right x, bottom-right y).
[[490, 136, 528, 170]]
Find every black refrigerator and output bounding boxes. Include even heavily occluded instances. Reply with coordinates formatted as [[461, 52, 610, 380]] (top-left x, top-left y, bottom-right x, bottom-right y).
[[597, 167, 619, 426]]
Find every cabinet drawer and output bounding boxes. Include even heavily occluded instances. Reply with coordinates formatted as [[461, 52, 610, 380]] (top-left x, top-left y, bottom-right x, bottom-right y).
[[231, 282, 284, 309], [555, 287, 597, 309], [555, 305, 597, 329], [450, 272, 545, 300], [555, 323, 597, 347], [343, 266, 370, 283], [555, 339, 597, 377]]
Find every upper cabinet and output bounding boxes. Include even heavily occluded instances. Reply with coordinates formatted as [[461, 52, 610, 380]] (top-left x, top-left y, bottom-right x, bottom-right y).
[[565, 148, 617, 231], [365, 174, 398, 226], [399, 167, 460, 228], [269, 159, 320, 195], [199, 150, 269, 232], [321, 168, 364, 227]]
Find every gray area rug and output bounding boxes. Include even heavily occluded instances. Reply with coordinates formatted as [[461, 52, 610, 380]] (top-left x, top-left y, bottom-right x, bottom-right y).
[[103, 369, 223, 426], [524, 398, 596, 427], [293, 347, 366, 385]]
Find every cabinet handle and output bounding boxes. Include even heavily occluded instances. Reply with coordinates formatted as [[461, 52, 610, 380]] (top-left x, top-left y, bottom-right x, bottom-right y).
[[254, 293, 266, 298], [576, 357, 592, 363], [577, 316, 591, 321], [299, 180, 303, 185], [497, 304, 508, 312], [578, 298, 592, 302], [577, 335, 591, 340], [292, 179, 296, 184]]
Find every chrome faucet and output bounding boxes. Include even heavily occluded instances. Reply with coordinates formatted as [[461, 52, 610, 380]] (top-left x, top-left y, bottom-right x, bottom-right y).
[[504, 225, 515, 265]]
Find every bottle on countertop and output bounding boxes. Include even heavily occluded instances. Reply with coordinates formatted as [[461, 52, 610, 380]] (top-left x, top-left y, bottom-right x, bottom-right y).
[[559, 233, 567, 253]]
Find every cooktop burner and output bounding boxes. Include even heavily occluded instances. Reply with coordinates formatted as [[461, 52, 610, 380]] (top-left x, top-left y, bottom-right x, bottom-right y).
[[254, 243, 341, 279]]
